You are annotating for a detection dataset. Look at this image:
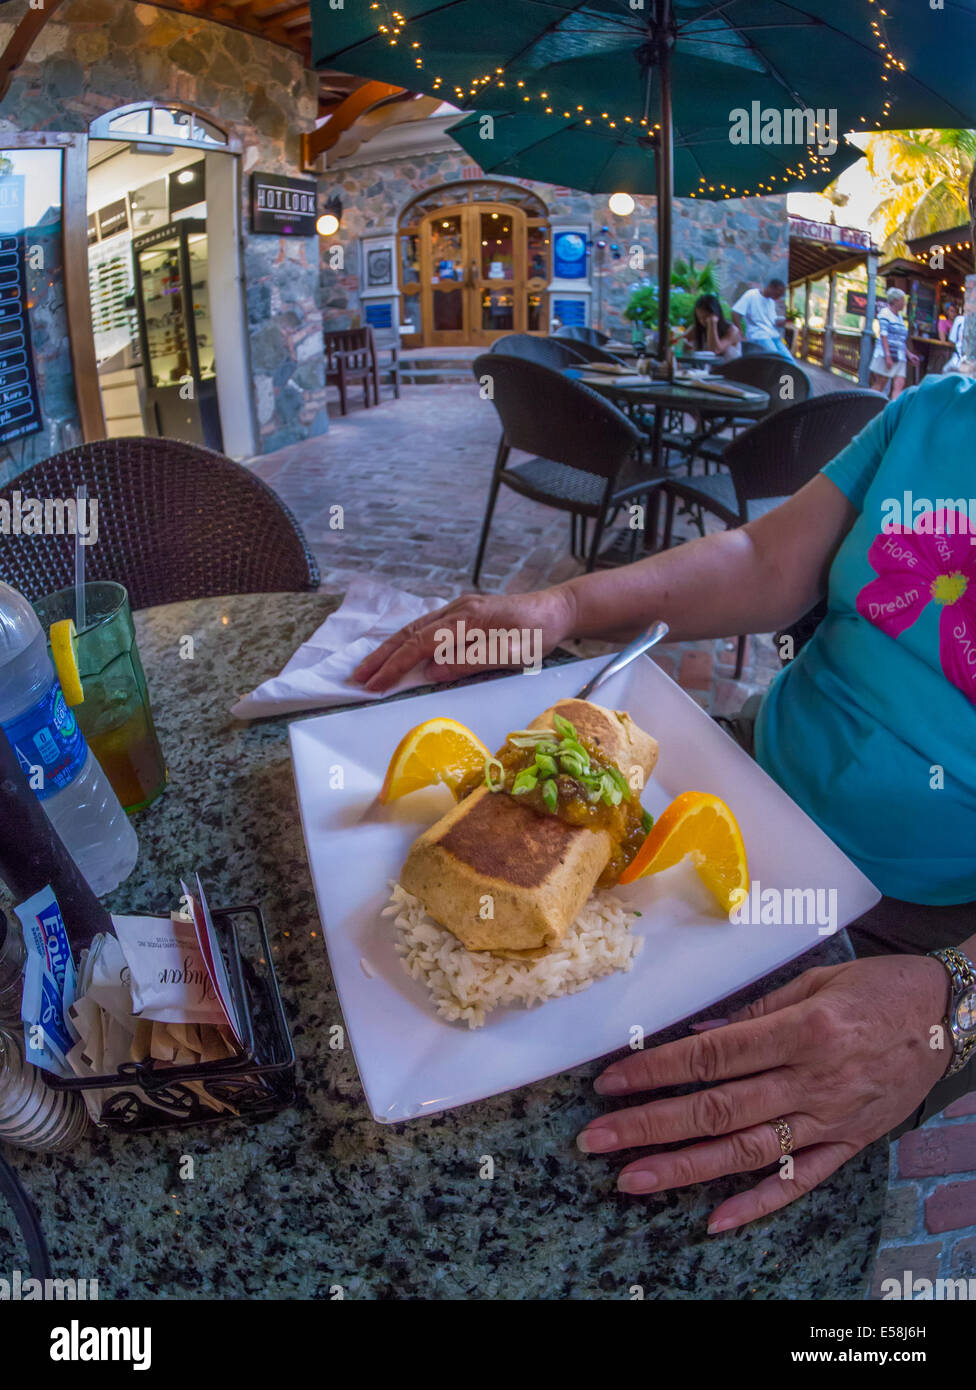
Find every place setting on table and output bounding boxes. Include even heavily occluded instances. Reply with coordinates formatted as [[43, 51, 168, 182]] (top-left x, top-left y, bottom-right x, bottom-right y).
[[564, 357, 769, 476], [1, 563, 891, 1298]]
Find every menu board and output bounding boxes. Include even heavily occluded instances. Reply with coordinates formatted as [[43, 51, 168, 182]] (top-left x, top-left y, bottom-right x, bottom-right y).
[[0, 175, 42, 445]]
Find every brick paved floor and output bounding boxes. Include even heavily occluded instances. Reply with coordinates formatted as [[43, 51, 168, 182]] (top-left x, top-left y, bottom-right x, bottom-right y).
[[248, 380, 975, 1298], [249, 381, 784, 711]]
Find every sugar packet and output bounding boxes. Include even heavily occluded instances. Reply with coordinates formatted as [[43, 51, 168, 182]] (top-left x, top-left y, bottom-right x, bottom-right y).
[[112, 915, 228, 1026]]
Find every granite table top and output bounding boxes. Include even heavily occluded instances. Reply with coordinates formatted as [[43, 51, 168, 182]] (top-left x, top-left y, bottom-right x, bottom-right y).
[[1, 591, 886, 1300]]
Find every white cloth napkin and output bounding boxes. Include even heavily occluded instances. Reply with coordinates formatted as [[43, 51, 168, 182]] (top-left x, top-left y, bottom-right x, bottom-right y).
[[229, 577, 448, 719]]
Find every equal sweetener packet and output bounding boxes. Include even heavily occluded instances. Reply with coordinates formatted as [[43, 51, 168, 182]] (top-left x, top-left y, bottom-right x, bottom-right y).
[[16, 885, 76, 1076]]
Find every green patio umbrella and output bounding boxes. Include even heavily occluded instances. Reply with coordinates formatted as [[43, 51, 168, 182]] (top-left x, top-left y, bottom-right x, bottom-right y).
[[312, 0, 976, 353], [445, 105, 862, 338]]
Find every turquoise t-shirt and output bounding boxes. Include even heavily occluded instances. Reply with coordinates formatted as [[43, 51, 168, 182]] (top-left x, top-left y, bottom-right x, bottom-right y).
[[755, 373, 976, 905]]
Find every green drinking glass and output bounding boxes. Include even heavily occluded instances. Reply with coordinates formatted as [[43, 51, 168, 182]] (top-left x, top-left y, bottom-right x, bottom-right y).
[[33, 582, 167, 813]]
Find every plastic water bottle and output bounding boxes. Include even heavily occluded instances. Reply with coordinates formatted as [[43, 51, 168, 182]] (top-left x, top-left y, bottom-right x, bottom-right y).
[[0, 581, 138, 898]]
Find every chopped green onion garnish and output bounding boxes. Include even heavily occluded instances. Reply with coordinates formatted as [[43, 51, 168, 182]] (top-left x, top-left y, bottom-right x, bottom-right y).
[[552, 713, 577, 740], [559, 753, 586, 778], [542, 779, 558, 813], [561, 738, 590, 768], [511, 767, 538, 795], [606, 765, 632, 800], [641, 808, 655, 834], [484, 757, 505, 792], [600, 772, 623, 807], [534, 753, 558, 777]]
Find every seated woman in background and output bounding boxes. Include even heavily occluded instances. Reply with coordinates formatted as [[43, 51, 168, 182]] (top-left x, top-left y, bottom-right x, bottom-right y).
[[682, 293, 741, 360]]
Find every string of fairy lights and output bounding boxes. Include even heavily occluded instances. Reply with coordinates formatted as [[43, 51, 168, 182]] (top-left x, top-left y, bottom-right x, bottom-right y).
[[366, 0, 912, 201]]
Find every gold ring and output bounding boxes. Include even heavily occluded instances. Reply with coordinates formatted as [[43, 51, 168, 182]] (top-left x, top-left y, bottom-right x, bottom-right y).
[[770, 1118, 794, 1155]]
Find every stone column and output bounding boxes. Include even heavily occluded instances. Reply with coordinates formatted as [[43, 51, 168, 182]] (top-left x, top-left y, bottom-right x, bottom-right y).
[[823, 271, 836, 370], [859, 251, 879, 386]]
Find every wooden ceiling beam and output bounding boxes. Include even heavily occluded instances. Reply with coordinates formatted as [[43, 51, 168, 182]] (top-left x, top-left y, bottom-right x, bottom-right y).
[[247, 0, 304, 17], [302, 79, 404, 168]]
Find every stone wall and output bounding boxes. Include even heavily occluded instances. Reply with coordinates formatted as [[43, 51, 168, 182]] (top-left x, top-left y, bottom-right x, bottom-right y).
[[321, 141, 789, 339], [0, 0, 329, 466]]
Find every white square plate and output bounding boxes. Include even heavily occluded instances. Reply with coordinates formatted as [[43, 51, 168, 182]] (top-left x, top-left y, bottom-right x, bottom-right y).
[[289, 656, 880, 1122]]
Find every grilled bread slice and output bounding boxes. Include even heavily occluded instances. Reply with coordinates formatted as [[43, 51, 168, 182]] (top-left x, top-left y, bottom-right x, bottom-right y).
[[399, 700, 658, 951]]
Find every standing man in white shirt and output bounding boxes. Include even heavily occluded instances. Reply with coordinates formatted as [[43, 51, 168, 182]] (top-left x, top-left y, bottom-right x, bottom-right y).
[[731, 278, 793, 360], [945, 305, 967, 372]]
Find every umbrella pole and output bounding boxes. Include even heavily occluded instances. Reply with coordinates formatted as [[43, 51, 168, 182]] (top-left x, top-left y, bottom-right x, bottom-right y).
[[655, 0, 674, 362]]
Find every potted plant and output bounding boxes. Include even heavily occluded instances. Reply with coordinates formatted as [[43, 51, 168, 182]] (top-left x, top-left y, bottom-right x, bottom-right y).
[[624, 257, 730, 332]]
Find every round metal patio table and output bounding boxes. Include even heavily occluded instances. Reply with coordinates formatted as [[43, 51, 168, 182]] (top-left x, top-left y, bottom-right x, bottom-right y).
[[1, 591, 886, 1299]]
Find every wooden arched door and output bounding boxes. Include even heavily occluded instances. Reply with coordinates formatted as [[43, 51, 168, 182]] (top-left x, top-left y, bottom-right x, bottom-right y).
[[415, 200, 548, 347]]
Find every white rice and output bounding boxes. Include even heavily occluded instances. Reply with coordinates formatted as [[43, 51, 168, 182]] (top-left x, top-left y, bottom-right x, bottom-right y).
[[383, 882, 644, 1028]]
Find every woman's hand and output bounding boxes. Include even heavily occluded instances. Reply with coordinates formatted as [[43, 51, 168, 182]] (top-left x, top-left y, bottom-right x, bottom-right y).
[[352, 586, 577, 692], [577, 953, 950, 1232]]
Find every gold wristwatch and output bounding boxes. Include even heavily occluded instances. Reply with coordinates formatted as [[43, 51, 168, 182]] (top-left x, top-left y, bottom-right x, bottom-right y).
[[928, 947, 976, 1078]]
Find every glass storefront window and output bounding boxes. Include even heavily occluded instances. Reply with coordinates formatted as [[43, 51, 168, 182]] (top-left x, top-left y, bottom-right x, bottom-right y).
[[187, 232, 215, 381], [481, 213, 513, 281], [430, 215, 463, 281], [482, 289, 514, 332], [0, 147, 78, 468], [399, 231, 420, 285], [135, 234, 192, 388], [527, 224, 550, 281], [401, 293, 421, 335], [106, 109, 150, 137], [151, 107, 226, 146]]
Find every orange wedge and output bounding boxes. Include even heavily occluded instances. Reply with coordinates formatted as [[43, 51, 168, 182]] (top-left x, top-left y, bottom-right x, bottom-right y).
[[618, 790, 749, 915], [379, 717, 491, 803]]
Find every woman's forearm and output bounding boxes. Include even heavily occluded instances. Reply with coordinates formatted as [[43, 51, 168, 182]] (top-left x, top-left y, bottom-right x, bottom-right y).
[[555, 477, 856, 644], [556, 527, 780, 642]]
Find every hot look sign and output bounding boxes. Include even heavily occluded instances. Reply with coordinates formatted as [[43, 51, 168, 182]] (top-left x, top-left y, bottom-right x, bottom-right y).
[[250, 173, 318, 237]]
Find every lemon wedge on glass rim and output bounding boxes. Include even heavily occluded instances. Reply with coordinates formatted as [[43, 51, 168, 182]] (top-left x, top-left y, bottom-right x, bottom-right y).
[[49, 618, 85, 707]]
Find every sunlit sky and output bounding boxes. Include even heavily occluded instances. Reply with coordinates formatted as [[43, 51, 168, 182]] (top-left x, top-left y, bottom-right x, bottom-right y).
[[787, 135, 879, 233]]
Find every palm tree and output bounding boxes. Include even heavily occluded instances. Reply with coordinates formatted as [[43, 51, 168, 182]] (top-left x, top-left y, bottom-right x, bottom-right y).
[[863, 129, 976, 258]]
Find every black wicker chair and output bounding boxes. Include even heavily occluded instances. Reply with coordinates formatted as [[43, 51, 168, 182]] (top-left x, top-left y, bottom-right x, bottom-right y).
[[550, 337, 628, 366], [659, 390, 886, 675], [489, 334, 587, 368], [471, 355, 669, 581], [0, 437, 320, 607], [681, 354, 813, 472], [553, 325, 610, 347]]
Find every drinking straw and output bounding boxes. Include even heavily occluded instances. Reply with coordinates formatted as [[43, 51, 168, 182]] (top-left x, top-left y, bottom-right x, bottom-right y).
[[74, 484, 86, 632]]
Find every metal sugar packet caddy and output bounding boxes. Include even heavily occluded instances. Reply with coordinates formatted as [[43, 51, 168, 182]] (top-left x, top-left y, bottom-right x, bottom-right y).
[[44, 880, 296, 1134]]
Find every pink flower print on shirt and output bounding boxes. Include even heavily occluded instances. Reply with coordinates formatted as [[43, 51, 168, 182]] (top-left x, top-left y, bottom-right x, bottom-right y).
[[856, 509, 976, 706]]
